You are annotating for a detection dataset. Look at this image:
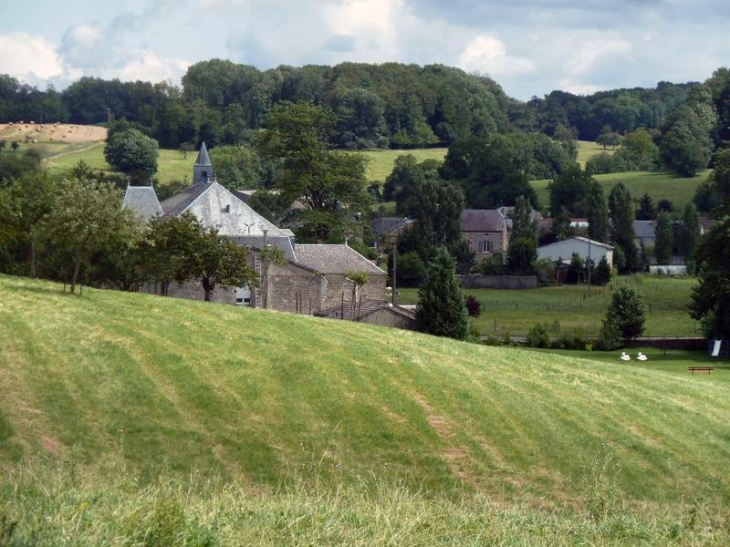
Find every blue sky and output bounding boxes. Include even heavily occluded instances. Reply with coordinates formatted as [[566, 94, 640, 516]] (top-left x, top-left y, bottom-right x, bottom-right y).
[[1, 0, 728, 100]]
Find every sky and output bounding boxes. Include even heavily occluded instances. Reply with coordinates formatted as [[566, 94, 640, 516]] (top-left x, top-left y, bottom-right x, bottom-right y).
[[0, 0, 728, 101]]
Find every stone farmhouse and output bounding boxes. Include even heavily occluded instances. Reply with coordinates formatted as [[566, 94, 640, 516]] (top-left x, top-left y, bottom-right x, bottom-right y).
[[123, 143, 387, 315], [460, 207, 543, 262]]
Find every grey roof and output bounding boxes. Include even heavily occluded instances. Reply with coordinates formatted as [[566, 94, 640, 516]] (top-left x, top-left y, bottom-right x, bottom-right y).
[[632, 220, 655, 240], [122, 185, 163, 221], [230, 235, 297, 262], [160, 182, 209, 217], [195, 141, 212, 166], [372, 217, 412, 236], [461, 209, 506, 232], [315, 299, 415, 321], [539, 236, 614, 251], [295, 244, 385, 275]]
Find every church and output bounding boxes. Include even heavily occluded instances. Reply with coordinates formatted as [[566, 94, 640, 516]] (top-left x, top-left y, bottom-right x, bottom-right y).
[[123, 143, 388, 315]]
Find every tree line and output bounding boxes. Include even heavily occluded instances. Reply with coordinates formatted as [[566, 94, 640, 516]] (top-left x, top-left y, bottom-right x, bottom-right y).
[[0, 62, 509, 150]]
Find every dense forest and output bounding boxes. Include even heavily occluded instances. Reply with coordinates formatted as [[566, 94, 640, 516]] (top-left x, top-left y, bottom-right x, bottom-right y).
[[2, 61, 730, 156]]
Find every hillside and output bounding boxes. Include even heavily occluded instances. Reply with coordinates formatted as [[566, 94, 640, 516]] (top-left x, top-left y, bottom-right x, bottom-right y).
[[1, 274, 728, 493]]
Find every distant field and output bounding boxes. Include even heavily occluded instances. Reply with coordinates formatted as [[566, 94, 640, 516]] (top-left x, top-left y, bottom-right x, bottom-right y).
[[399, 275, 699, 338], [531, 169, 709, 213], [357, 148, 448, 182], [45, 146, 196, 185], [576, 139, 614, 166]]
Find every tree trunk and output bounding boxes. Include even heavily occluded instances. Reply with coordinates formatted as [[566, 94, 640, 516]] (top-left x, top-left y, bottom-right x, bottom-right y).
[[29, 236, 36, 279], [202, 276, 214, 302], [70, 257, 82, 294]]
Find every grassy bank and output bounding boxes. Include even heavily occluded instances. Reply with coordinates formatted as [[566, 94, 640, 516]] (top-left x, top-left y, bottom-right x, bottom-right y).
[[399, 276, 699, 337], [1, 274, 729, 542]]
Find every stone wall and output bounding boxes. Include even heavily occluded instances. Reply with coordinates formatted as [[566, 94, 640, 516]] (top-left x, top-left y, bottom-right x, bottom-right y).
[[459, 275, 537, 290], [321, 273, 387, 310], [262, 261, 323, 314]]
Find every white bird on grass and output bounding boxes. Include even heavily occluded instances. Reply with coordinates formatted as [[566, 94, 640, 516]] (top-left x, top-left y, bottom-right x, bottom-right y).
[[620, 352, 631, 361], [637, 352, 648, 361]]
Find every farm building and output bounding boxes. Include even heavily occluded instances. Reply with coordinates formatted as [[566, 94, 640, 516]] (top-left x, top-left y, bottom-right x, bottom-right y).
[[538, 237, 614, 267]]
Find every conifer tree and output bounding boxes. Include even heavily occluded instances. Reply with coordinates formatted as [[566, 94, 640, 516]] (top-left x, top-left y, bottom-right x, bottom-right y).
[[415, 247, 469, 340], [605, 285, 646, 344]]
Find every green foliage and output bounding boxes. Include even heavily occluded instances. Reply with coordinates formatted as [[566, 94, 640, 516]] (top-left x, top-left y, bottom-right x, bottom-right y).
[[608, 183, 639, 272], [474, 252, 507, 275], [548, 164, 593, 216], [653, 212, 673, 265], [394, 250, 426, 287], [566, 253, 585, 285], [258, 101, 371, 241], [585, 181, 609, 243], [637, 193, 657, 221], [104, 127, 159, 178], [415, 247, 469, 340], [506, 237, 537, 275], [551, 207, 574, 242], [0, 149, 43, 187], [464, 295, 481, 318], [209, 144, 279, 190], [593, 256, 612, 286], [526, 323, 551, 348], [677, 203, 700, 263], [659, 86, 717, 177], [605, 285, 646, 344]]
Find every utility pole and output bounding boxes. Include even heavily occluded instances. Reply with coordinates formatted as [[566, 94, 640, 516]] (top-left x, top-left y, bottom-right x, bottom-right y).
[[392, 239, 397, 305]]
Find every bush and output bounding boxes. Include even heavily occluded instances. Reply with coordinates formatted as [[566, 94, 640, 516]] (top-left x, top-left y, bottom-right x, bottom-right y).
[[605, 285, 646, 344], [464, 295, 481, 317], [592, 256, 612, 286], [596, 319, 622, 351], [474, 253, 506, 275], [104, 127, 159, 178], [526, 323, 551, 348]]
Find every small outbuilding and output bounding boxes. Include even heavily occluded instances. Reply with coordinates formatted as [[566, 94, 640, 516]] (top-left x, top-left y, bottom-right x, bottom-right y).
[[538, 236, 614, 267]]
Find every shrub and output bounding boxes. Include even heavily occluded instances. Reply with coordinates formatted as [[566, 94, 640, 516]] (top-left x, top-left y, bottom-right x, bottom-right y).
[[595, 319, 622, 351], [474, 253, 506, 275], [526, 323, 551, 348], [605, 285, 646, 344], [464, 295, 482, 317]]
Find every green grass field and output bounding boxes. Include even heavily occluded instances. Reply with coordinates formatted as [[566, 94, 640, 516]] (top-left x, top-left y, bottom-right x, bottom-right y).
[[576, 139, 615, 166], [1, 274, 729, 543], [354, 148, 448, 182], [531, 169, 709, 213], [398, 276, 700, 337]]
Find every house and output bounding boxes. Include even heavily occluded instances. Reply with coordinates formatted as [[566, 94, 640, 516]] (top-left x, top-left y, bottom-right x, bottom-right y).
[[123, 142, 383, 314], [633, 220, 656, 249], [538, 236, 614, 267], [371, 217, 415, 249], [294, 244, 387, 309], [461, 209, 509, 261]]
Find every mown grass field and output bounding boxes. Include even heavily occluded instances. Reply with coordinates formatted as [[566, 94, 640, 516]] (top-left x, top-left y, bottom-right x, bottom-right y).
[[576, 139, 614, 166], [399, 276, 699, 337], [1, 274, 729, 543], [355, 148, 448, 182]]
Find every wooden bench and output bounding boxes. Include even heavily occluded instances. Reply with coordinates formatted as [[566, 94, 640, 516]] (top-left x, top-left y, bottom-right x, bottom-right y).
[[688, 366, 714, 375]]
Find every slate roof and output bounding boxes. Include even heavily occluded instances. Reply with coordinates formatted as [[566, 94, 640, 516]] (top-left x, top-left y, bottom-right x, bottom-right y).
[[229, 235, 297, 262], [160, 182, 209, 217], [122, 185, 163, 221], [539, 236, 614, 252], [372, 217, 413, 237], [461, 209, 506, 232], [315, 299, 415, 321], [295, 244, 385, 275], [195, 141, 212, 167], [632, 220, 656, 240]]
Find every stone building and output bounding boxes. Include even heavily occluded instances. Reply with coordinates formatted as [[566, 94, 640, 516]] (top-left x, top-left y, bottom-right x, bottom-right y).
[[123, 143, 384, 314]]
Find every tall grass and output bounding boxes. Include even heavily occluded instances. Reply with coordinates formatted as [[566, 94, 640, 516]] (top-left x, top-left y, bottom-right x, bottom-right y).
[[2, 461, 728, 545]]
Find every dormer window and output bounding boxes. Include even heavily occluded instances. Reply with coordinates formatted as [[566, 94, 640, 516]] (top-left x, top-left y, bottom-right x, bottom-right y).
[[223, 204, 230, 213]]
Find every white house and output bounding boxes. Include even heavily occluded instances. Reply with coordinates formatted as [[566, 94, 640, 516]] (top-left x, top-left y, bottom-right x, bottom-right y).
[[538, 236, 614, 267]]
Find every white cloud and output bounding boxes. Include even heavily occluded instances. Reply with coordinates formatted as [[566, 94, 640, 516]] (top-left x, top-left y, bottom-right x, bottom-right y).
[[0, 33, 63, 81], [563, 33, 632, 77], [458, 34, 535, 77], [558, 79, 605, 96], [115, 51, 190, 83], [199, 0, 248, 6]]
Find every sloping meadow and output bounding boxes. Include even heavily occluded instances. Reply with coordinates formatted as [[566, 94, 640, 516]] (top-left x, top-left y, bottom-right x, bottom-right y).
[[1, 275, 729, 544]]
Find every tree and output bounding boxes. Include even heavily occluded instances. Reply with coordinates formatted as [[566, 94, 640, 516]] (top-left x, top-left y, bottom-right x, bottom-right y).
[[653, 211, 673, 265], [0, 171, 60, 278], [585, 181, 609, 243], [46, 178, 137, 293], [258, 101, 371, 241], [677, 203, 700, 266], [548, 164, 593, 217], [551, 207, 574, 242], [605, 285, 646, 344], [506, 195, 538, 275], [415, 247, 469, 340], [11, 141, 19, 152], [690, 214, 730, 338], [636, 193, 656, 221], [345, 270, 370, 320], [593, 256, 612, 286], [104, 127, 159, 178], [608, 183, 638, 272]]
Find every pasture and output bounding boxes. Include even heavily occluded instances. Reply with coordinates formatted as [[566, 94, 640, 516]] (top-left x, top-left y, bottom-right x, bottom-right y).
[[398, 276, 700, 338]]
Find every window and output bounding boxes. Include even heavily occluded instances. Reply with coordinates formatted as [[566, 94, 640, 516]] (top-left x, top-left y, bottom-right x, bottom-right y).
[[479, 239, 493, 253]]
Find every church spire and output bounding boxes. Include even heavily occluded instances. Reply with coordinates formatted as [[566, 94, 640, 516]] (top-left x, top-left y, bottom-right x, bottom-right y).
[[193, 142, 214, 184]]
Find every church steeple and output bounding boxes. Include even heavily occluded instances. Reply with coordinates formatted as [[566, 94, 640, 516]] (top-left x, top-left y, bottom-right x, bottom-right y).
[[193, 142, 214, 184]]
